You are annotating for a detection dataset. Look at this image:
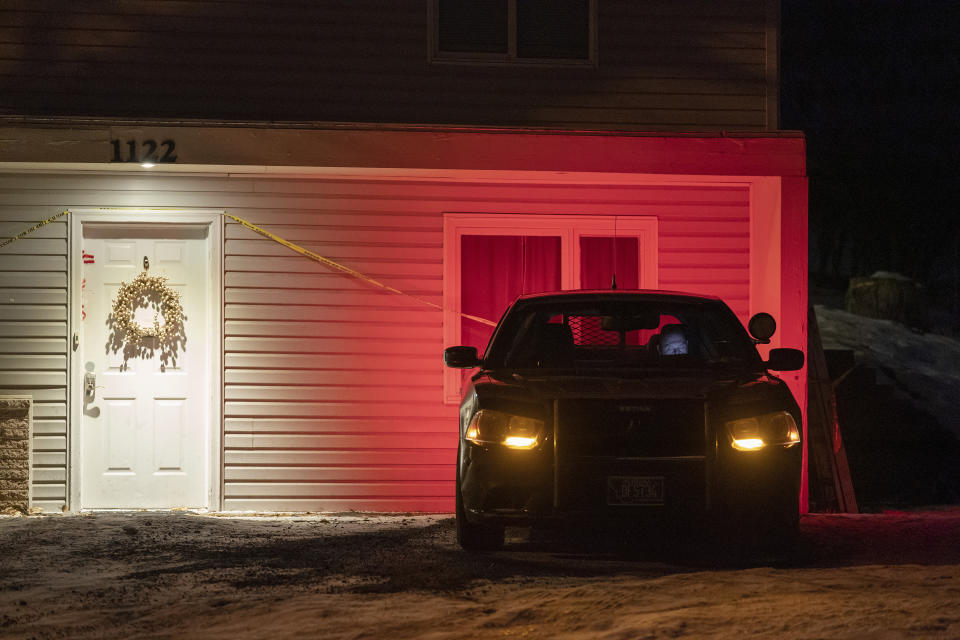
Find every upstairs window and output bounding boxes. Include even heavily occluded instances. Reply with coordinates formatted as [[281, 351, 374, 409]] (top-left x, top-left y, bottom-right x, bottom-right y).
[[431, 0, 596, 65]]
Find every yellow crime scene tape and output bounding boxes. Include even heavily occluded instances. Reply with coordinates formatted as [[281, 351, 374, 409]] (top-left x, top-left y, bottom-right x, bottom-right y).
[[0, 210, 497, 327], [222, 214, 496, 327], [0, 210, 69, 250]]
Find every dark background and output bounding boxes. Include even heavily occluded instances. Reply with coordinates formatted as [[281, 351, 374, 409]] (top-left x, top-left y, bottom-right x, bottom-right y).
[[781, 0, 959, 326], [781, 1, 960, 508]]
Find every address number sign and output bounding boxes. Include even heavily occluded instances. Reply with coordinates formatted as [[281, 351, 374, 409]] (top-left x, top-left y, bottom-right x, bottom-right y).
[[110, 139, 177, 164]]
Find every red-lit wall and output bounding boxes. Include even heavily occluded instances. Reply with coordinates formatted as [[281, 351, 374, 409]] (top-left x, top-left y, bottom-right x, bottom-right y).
[[0, 129, 806, 513], [222, 179, 754, 511]]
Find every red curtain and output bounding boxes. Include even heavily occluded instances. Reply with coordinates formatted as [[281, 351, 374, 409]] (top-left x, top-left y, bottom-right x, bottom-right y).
[[578, 237, 641, 344], [461, 235, 561, 351], [460, 235, 641, 352], [579, 236, 639, 290]]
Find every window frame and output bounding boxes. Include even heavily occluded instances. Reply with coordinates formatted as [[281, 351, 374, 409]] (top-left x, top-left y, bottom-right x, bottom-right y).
[[427, 0, 598, 67], [442, 213, 657, 403]]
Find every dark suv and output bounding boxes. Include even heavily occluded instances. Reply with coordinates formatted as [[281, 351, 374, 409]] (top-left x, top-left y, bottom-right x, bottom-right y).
[[443, 290, 805, 551]]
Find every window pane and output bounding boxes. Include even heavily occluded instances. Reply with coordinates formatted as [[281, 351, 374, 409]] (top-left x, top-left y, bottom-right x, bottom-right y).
[[517, 0, 590, 59], [461, 234, 561, 353], [580, 236, 639, 290], [438, 0, 508, 53]]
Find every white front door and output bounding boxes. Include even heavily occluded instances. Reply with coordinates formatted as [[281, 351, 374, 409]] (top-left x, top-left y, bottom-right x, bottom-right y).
[[80, 224, 211, 509]]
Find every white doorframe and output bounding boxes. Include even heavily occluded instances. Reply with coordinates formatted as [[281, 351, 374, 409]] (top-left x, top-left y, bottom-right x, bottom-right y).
[[68, 209, 223, 511]]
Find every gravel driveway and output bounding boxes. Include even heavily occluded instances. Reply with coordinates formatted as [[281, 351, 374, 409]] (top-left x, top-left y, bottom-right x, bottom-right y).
[[1, 510, 959, 639]]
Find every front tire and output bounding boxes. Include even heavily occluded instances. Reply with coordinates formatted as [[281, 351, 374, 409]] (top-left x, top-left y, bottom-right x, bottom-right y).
[[717, 503, 800, 561], [456, 450, 504, 552], [762, 498, 801, 550]]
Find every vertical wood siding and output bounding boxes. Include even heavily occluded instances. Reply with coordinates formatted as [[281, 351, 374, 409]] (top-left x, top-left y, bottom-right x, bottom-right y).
[[0, 172, 748, 512], [0, 0, 774, 131]]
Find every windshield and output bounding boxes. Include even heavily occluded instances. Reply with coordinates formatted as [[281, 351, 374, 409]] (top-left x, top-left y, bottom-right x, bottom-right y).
[[484, 298, 761, 372]]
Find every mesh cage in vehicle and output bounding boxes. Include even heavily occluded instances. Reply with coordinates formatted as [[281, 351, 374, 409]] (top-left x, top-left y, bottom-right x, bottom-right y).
[[567, 316, 620, 346]]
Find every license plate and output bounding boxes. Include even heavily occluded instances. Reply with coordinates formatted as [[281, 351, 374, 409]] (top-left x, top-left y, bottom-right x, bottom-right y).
[[607, 476, 665, 505]]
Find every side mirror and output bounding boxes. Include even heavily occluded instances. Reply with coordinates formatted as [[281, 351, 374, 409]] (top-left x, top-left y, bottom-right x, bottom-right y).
[[765, 348, 804, 371], [748, 312, 777, 344], [443, 346, 482, 369]]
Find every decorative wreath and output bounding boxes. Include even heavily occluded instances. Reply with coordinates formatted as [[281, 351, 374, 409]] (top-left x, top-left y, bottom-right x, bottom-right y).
[[111, 271, 184, 341]]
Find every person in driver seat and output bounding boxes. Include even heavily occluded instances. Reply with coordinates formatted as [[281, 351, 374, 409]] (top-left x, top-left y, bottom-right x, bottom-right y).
[[658, 323, 689, 356]]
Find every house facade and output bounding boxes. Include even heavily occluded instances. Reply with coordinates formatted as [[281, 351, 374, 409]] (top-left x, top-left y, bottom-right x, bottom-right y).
[[0, 0, 808, 513]]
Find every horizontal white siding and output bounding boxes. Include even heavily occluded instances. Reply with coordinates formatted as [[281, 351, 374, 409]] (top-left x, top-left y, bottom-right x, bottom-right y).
[[0, 210, 68, 512], [0, 171, 748, 512]]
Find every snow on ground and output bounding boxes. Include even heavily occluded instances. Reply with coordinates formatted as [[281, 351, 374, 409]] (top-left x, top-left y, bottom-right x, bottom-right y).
[[1, 511, 959, 639], [815, 305, 960, 438]]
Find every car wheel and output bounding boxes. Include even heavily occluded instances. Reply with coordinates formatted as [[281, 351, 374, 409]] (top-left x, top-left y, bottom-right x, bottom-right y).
[[762, 501, 800, 550], [717, 509, 798, 555], [456, 454, 504, 552]]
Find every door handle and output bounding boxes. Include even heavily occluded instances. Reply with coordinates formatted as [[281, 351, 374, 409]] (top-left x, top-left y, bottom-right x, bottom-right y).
[[84, 372, 96, 399]]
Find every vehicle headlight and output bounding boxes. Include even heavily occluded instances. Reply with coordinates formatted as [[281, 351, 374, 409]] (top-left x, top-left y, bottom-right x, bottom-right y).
[[724, 411, 800, 451], [465, 409, 544, 450]]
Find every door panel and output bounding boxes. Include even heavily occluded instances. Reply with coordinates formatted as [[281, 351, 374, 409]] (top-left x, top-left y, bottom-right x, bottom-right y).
[[81, 226, 210, 509], [104, 399, 135, 472], [153, 398, 187, 472]]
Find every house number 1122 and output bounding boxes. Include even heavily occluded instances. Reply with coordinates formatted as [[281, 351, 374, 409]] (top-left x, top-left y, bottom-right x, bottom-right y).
[[110, 139, 177, 163]]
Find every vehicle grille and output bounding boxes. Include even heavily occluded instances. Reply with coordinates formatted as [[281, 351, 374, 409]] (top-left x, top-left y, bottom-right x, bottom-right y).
[[557, 399, 706, 458], [554, 399, 707, 515]]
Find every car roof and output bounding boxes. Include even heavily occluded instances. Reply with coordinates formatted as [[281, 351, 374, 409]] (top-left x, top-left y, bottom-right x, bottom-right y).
[[514, 289, 724, 305]]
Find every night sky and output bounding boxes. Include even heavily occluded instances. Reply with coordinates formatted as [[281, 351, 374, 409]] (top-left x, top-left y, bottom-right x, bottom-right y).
[[780, 0, 959, 296]]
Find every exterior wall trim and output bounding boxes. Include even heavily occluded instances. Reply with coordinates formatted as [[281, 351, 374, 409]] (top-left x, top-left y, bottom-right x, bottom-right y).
[[68, 208, 224, 512], [0, 124, 806, 177], [749, 177, 782, 349]]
